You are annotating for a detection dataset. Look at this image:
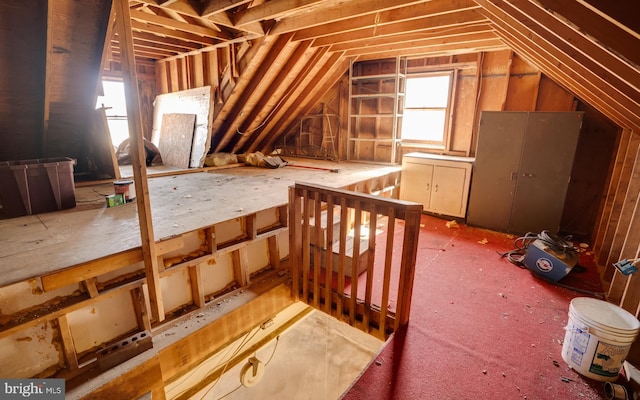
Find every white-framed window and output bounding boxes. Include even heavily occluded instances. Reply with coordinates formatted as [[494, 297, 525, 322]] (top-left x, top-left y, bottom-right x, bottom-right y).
[[401, 72, 453, 146]]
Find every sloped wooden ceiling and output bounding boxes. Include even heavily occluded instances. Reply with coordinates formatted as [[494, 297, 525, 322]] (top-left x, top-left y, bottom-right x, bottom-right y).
[[117, 0, 640, 156]]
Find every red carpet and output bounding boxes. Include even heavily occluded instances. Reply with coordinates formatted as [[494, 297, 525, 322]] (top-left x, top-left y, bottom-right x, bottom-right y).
[[342, 214, 606, 400]]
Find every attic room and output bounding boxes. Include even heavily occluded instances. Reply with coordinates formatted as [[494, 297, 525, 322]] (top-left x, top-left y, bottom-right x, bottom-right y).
[[1, 0, 640, 399]]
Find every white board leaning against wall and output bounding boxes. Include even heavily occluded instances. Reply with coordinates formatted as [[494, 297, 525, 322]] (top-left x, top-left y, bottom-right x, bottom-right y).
[[151, 86, 213, 168]]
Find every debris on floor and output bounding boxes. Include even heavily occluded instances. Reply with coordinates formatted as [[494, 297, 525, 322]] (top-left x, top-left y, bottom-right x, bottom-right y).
[[445, 220, 459, 229], [477, 238, 489, 244]]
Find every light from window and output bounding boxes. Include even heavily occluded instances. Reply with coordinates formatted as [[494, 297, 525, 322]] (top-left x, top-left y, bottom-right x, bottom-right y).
[[96, 81, 129, 147], [402, 74, 451, 143]]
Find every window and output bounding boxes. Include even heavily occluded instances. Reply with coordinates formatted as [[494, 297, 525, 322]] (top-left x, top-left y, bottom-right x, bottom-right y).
[[96, 80, 129, 147], [401, 73, 452, 146]]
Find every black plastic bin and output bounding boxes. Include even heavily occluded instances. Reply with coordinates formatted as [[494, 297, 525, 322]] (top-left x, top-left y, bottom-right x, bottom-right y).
[[0, 157, 76, 217]]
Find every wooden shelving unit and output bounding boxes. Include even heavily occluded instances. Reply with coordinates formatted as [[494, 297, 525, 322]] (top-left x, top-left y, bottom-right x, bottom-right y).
[[347, 57, 406, 164]]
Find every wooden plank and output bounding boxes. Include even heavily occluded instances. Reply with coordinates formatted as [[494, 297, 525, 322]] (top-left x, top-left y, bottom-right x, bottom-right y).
[[156, 236, 185, 255], [41, 248, 143, 292], [78, 358, 163, 400], [151, 86, 213, 168], [57, 315, 79, 370], [189, 265, 205, 308], [363, 206, 377, 332], [232, 248, 249, 287], [157, 113, 196, 168], [395, 209, 421, 328], [156, 281, 293, 381], [349, 201, 362, 326], [85, 277, 100, 298], [312, 192, 322, 308], [379, 209, 395, 337], [324, 196, 335, 315], [301, 190, 311, 303], [603, 139, 640, 268], [267, 235, 280, 270], [533, 0, 640, 68], [289, 187, 302, 300], [476, 0, 640, 130], [594, 129, 631, 259], [114, 0, 165, 322], [337, 198, 348, 321], [131, 286, 152, 332]]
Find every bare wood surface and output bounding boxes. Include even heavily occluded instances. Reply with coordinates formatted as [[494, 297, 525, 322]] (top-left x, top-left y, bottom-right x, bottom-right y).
[[114, 0, 164, 322], [0, 159, 399, 289]]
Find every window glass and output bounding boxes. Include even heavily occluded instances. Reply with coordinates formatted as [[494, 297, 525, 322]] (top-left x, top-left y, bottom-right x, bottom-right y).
[[402, 74, 451, 144]]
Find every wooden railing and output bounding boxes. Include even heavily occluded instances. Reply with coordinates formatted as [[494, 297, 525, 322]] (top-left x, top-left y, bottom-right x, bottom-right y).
[[288, 182, 423, 338]]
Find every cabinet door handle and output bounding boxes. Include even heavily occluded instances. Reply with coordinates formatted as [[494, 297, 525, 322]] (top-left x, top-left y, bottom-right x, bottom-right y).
[[522, 173, 535, 178], [434, 184, 438, 192], [426, 183, 430, 191], [511, 172, 518, 181]]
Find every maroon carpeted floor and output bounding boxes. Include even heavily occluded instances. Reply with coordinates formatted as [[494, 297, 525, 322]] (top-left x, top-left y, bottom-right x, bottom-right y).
[[342, 214, 607, 400]]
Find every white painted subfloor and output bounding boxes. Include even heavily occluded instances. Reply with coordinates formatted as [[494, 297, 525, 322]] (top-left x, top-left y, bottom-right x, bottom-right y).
[[180, 307, 383, 400]]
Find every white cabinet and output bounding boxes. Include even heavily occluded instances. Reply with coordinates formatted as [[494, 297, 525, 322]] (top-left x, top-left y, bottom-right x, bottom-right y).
[[400, 153, 474, 218]]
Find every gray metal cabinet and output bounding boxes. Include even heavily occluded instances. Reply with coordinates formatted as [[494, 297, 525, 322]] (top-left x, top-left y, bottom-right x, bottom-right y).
[[467, 111, 584, 234]]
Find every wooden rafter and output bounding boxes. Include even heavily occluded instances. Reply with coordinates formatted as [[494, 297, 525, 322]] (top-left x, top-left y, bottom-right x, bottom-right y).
[[294, 8, 486, 42], [476, 0, 640, 130]]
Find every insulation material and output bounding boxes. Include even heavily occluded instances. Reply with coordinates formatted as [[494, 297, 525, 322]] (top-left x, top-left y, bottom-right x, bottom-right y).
[[0, 322, 60, 378], [160, 268, 193, 314], [0, 278, 77, 315], [246, 239, 270, 276], [200, 253, 235, 297], [66, 292, 138, 354]]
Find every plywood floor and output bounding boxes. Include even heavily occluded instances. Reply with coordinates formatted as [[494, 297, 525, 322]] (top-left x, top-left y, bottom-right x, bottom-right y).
[[0, 158, 400, 287]]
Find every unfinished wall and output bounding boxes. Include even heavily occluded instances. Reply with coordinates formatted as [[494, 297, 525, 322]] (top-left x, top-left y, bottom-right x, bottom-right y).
[[0, 0, 111, 173], [0, 0, 47, 161], [0, 204, 289, 379]]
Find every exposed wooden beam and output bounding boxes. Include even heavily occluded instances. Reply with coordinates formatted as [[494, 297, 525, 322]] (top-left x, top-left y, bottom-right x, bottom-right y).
[[114, 0, 165, 322], [259, 50, 347, 153], [270, 0, 429, 35], [345, 39, 506, 60], [476, 0, 640, 130], [130, 9, 233, 40], [336, 32, 500, 57], [579, 0, 640, 39], [326, 24, 495, 53], [509, 0, 640, 96], [131, 20, 219, 46], [295, 8, 486, 42], [214, 33, 295, 152], [232, 40, 315, 152], [201, 0, 254, 16], [249, 47, 335, 153], [234, 0, 326, 26], [477, 2, 640, 130], [533, 0, 640, 66]]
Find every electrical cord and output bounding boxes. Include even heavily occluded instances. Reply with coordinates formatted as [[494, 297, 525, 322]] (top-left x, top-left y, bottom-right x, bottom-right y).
[[498, 231, 605, 298], [497, 230, 577, 267], [215, 336, 280, 400]]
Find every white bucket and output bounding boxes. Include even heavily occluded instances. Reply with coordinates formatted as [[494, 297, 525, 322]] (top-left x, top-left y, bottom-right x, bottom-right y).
[[561, 297, 640, 382]]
